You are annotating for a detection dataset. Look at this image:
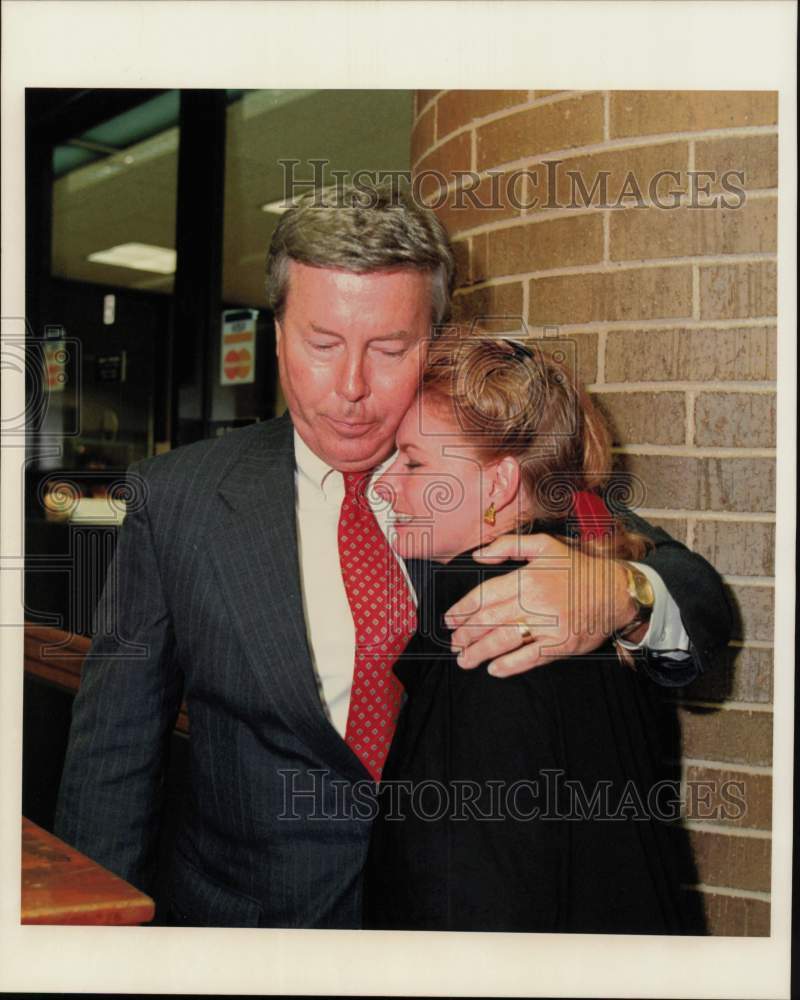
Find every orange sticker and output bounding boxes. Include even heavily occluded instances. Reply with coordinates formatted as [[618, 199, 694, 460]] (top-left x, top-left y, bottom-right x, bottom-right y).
[[223, 348, 253, 382], [220, 310, 258, 386]]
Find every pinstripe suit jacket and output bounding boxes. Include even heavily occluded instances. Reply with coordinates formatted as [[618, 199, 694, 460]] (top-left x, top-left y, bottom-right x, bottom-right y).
[[54, 412, 731, 927], [56, 413, 377, 927]]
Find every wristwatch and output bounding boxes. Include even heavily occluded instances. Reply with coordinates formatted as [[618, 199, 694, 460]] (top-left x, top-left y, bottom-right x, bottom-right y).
[[615, 561, 655, 639]]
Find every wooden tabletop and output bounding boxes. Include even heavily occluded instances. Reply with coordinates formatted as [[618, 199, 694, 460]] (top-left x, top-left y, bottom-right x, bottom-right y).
[[21, 817, 155, 925], [23, 622, 190, 734]]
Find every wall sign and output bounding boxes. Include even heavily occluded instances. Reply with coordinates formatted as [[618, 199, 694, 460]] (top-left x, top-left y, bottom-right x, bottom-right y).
[[44, 340, 67, 393], [220, 309, 258, 386], [95, 351, 127, 383]]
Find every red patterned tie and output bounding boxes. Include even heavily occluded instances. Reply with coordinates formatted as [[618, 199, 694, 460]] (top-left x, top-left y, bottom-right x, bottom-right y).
[[338, 470, 417, 781]]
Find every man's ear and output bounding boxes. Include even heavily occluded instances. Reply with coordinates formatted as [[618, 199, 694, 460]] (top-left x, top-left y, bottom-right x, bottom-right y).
[[275, 319, 283, 353], [487, 456, 521, 513]]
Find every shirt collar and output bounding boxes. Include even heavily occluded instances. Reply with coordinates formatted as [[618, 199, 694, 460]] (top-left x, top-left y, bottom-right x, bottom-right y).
[[293, 429, 397, 498], [293, 429, 337, 493]]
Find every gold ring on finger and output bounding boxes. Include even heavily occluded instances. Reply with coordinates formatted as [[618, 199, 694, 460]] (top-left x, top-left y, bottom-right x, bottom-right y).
[[515, 621, 535, 645]]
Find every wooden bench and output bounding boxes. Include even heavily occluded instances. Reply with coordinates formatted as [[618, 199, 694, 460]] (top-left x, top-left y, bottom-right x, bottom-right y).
[[22, 623, 190, 924], [24, 622, 189, 734], [22, 816, 155, 925]]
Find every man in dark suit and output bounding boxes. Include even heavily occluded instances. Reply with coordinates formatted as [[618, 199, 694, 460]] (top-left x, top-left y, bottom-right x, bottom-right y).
[[55, 181, 731, 927]]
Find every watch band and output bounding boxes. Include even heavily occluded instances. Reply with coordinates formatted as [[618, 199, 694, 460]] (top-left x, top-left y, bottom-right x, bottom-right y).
[[615, 562, 655, 638]]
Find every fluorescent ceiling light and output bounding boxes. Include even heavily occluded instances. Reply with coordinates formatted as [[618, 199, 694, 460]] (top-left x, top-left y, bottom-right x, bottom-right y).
[[260, 197, 296, 215], [87, 242, 177, 274]]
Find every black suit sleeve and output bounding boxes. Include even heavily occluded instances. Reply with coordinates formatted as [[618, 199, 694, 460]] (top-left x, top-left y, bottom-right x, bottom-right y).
[[54, 461, 182, 893], [618, 506, 733, 688]]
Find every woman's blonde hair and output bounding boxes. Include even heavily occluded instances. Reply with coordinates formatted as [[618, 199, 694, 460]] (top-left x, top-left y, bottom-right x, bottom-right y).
[[421, 334, 651, 561]]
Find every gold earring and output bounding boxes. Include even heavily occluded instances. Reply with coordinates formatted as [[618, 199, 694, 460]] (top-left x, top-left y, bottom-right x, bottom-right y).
[[483, 502, 496, 526]]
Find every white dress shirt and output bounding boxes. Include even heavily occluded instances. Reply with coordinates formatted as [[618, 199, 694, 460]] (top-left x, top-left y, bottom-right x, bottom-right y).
[[292, 430, 690, 737], [294, 432, 414, 737]]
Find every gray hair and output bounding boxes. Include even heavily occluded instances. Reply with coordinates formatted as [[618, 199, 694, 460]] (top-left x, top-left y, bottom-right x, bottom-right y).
[[265, 180, 455, 324]]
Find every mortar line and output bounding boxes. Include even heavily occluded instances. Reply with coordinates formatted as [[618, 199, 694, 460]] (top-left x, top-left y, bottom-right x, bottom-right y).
[[595, 383, 776, 393], [685, 883, 770, 902], [450, 253, 777, 289], [686, 388, 696, 447], [679, 757, 773, 775], [673, 697, 773, 713], [445, 198, 778, 239], [683, 821, 772, 840], [415, 117, 778, 170], [611, 444, 775, 457]]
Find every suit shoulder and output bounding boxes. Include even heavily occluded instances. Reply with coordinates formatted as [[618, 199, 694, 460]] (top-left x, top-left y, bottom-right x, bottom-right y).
[[131, 416, 292, 487]]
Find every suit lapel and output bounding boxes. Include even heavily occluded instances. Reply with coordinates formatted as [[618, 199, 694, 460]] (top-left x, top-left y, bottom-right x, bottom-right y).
[[207, 414, 370, 783]]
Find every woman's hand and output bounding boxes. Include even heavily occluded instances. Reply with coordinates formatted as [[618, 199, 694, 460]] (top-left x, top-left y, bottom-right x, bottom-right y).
[[444, 533, 641, 677]]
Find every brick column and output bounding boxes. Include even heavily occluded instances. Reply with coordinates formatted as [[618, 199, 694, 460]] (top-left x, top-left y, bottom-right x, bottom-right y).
[[412, 89, 778, 936]]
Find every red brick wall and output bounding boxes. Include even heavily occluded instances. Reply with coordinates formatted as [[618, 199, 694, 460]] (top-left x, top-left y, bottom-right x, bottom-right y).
[[412, 89, 778, 936]]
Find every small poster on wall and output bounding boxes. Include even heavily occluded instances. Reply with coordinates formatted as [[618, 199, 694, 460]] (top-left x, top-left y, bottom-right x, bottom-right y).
[[220, 308, 258, 386], [43, 339, 67, 393], [95, 351, 127, 384]]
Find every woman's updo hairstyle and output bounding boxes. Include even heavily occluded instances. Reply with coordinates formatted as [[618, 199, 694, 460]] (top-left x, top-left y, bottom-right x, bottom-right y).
[[421, 333, 650, 561]]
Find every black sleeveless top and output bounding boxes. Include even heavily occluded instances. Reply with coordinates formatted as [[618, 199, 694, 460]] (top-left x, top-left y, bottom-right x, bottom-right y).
[[362, 541, 698, 934]]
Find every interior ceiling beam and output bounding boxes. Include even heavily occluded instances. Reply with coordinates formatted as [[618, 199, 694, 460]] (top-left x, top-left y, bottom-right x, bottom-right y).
[[26, 89, 168, 146], [66, 138, 121, 155]]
